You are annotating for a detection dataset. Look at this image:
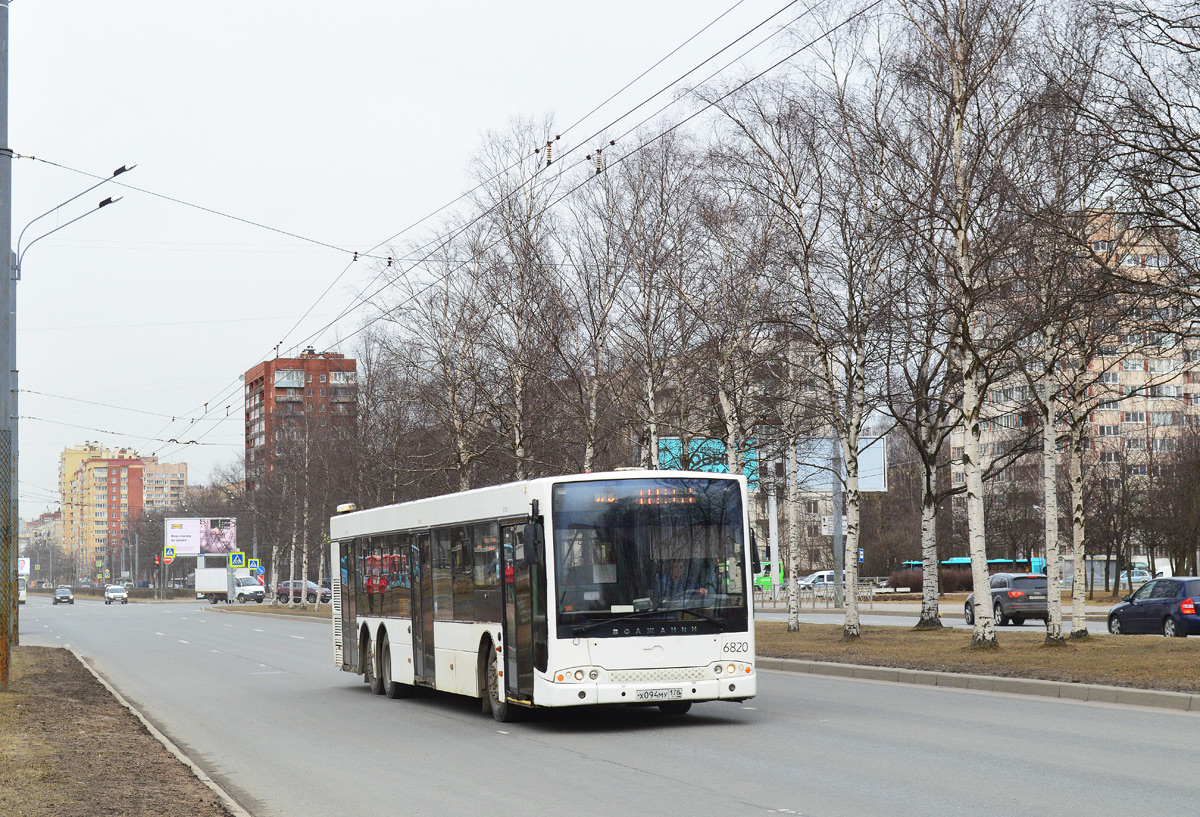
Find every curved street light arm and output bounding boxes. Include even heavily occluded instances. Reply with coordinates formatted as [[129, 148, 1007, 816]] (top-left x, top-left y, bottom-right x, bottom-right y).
[[14, 164, 135, 264], [14, 195, 123, 279]]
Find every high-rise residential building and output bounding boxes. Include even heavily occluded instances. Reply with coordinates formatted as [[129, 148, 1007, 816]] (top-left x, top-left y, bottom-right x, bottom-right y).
[[243, 347, 357, 491], [946, 226, 1195, 574], [142, 461, 189, 512], [21, 511, 63, 586], [59, 443, 188, 583]]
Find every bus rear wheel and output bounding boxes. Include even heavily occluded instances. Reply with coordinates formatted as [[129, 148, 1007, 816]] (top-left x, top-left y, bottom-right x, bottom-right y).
[[365, 636, 384, 695]]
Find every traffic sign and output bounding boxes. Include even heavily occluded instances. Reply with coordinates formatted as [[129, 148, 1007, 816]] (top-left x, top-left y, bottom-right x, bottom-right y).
[[256, 565, 265, 576], [163, 546, 175, 565], [104, 569, 111, 578], [248, 558, 260, 571], [230, 552, 246, 567]]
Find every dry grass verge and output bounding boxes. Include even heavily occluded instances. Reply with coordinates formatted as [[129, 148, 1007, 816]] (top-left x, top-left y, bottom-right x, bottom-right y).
[[756, 621, 1200, 693], [0, 646, 233, 817]]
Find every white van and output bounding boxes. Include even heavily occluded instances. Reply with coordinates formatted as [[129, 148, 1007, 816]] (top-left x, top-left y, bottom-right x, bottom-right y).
[[798, 570, 845, 588], [17, 576, 26, 604]]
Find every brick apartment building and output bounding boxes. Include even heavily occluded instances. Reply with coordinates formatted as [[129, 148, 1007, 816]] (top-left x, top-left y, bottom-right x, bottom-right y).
[[59, 442, 188, 583], [243, 347, 357, 492]]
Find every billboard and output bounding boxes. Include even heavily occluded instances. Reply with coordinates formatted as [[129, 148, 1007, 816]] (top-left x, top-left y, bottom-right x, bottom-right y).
[[164, 517, 237, 555], [795, 435, 888, 493], [657, 437, 760, 488], [17, 557, 30, 575]]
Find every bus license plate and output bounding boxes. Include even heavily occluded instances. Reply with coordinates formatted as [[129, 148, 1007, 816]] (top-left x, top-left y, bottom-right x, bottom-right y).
[[636, 688, 682, 701]]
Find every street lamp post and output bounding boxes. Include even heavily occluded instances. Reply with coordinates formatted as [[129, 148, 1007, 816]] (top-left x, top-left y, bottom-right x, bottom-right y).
[[0, 152, 133, 687]]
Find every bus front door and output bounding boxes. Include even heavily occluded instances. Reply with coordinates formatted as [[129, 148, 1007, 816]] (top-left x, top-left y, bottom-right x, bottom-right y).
[[410, 533, 435, 686], [501, 524, 534, 703], [337, 540, 357, 672]]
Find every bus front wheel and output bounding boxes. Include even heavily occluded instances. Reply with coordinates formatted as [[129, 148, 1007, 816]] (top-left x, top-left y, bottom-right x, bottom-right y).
[[659, 701, 692, 715], [487, 649, 520, 723]]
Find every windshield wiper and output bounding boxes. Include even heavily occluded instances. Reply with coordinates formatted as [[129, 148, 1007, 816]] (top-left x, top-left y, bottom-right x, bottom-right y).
[[572, 609, 664, 637], [675, 606, 726, 631]]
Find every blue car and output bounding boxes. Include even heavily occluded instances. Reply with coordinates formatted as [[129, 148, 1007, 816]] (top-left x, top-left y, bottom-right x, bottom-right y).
[[1107, 577, 1200, 637]]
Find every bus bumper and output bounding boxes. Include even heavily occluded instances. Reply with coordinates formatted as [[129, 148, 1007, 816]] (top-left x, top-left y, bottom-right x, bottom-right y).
[[534, 672, 756, 707]]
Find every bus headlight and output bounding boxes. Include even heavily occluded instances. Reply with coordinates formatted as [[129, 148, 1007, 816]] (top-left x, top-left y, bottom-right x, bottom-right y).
[[589, 670, 599, 680], [574, 669, 585, 681]]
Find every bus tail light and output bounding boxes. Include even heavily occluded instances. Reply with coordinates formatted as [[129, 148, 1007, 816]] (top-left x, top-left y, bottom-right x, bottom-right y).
[[1181, 598, 1196, 615]]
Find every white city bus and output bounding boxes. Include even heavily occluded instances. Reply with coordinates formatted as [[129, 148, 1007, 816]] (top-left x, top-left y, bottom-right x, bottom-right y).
[[330, 470, 757, 721], [17, 575, 27, 604]]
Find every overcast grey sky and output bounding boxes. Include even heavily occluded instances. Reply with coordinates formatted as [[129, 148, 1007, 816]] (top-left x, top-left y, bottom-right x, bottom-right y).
[[12, 0, 803, 518]]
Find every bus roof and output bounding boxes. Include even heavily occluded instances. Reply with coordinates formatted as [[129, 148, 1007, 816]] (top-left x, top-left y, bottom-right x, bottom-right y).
[[330, 469, 747, 540]]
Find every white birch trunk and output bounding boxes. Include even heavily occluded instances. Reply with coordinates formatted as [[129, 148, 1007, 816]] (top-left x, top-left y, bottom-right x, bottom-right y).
[[841, 439, 861, 639], [1068, 422, 1089, 639], [917, 472, 941, 627], [1040, 358, 1065, 644], [786, 440, 800, 631], [645, 372, 658, 469], [963, 362, 998, 646]]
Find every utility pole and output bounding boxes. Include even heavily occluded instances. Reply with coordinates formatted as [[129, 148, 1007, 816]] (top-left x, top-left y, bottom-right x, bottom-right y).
[[0, 0, 15, 691]]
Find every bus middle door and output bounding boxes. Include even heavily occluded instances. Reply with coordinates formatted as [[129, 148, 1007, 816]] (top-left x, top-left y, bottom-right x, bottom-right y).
[[501, 523, 535, 703], [410, 532, 435, 686]]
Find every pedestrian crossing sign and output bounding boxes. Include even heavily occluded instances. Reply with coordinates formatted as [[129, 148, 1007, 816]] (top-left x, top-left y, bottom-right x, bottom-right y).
[[248, 559, 260, 571], [230, 552, 246, 567]]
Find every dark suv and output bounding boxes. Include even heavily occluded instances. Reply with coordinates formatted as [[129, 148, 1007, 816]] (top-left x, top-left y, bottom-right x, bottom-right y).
[[964, 573, 1049, 626]]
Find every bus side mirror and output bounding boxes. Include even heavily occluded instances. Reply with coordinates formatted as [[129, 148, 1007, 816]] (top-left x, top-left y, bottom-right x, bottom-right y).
[[750, 530, 761, 574], [524, 522, 544, 564]]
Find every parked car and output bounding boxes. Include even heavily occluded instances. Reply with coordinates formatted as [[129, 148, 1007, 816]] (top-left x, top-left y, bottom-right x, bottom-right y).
[[103, 585, 128, 605], [1118, 569, 1152, 586], [1107, 577, 1200, 637], [52, 587, 74, 605], [964, 573, 1049, 626], [276, 580, 331, 604]]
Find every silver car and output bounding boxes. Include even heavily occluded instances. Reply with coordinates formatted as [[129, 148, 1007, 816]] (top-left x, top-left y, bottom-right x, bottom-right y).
[[964, 573, 1049, 626], [103, 584, 129, 605]]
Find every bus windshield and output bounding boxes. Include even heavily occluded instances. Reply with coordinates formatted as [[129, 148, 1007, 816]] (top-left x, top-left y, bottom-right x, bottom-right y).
[[551, 477, 747, 637]]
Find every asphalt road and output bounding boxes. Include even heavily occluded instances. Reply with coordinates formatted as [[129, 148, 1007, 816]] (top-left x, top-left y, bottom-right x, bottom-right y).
[[19, 595, 1198, 817]]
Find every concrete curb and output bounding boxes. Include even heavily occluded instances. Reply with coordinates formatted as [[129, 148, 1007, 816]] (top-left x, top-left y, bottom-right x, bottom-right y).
[[68, 648, 255, 817], [756, 656, 1200, 712]]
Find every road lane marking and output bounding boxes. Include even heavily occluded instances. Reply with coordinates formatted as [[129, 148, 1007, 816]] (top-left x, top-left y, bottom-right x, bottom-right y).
[[253, 629, 264, 632], [290, 635, 305, 640], [179, 640, 189, 644], [156, 632, 164, 636]]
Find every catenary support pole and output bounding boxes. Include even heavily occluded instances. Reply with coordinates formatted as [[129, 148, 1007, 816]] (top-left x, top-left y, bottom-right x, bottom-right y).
[[0, 0, 14, 691]]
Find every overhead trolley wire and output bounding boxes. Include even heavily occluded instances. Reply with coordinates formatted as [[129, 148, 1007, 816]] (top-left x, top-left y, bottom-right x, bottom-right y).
[[144, 0, 855, 460]]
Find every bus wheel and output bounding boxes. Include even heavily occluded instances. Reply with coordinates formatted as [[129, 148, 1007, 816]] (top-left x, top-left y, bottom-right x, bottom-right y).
[[487, 649, 519, 722], [366, 638, 384, 695], [382, 643, 412, 699], [659, 701, 692, 715]]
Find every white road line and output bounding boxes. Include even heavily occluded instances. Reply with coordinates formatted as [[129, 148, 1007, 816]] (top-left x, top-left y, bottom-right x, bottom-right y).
[[156, 632, 164, 636], [179, 640, 189, 644], [253, 629, 264, 632], [290, 635, 305, 640]]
